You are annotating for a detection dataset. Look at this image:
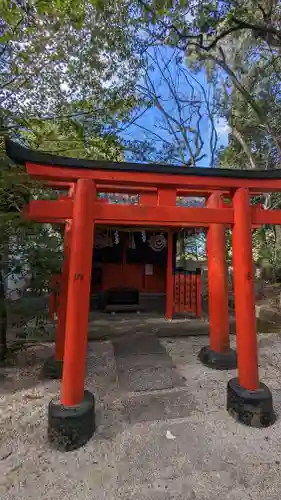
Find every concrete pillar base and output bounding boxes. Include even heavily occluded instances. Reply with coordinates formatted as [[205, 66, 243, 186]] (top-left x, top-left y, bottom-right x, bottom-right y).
[[48, 390, 96, 451], [198, 346, 237, 370], [42, 355, 63, 379], [227, 377, 275, 428]]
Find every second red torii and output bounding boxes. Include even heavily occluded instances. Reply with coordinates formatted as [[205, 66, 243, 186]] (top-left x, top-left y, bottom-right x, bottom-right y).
[[5, 137, 278, 451]]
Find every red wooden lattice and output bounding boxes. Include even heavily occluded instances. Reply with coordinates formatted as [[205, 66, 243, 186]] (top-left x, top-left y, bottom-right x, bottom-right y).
[[174, 271, 201, 318]]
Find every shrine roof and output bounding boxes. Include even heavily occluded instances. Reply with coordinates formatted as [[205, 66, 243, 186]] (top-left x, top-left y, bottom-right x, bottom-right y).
[[5, 137, 281, 179]]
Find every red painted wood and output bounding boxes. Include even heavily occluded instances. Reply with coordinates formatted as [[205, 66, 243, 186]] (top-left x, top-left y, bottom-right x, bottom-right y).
[[24, 199, 281, 227], [23, 199, 73, 220], [99, 185, 156, 194], [26, 163, 281, 192], [139, 192, 158, 205], [207, 192, 230, 353], [143, 264, 166, 293], [174, 274, 180, 314], [94, 204, 234, 225], [158, 188, 177, 206], [185, 274, 191, 311], [196, 274, 202, 318], [22, 152, 279, 405], [173, 271, 201, 317], [232, 188, 259, 391], [55, 220, 72, 361], [179, 274, 185, 312], [62, 179, 95, 406], [191, 273, 197, 315], [45, 181, 266, 199], [26, 162, 281, 192], [166, 231, 174, 320], [251, 206, 281, 225], [100, 263, 166, 293]]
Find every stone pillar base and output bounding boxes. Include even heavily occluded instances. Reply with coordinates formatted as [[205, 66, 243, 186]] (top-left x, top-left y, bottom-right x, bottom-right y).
[[42, 355, 63, 379], [48, 390, 96, 451], [227, 377, 275, 428], [198, 346, 237, 370]]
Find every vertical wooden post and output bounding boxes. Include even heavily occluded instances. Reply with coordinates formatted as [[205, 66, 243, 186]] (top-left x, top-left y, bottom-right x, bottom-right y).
[[54, 184, 75, 363], [196, 270, 202, 318], [61, 179, 95, 406], [166, 230, 173, 320], [232, 188, 259, 390], [227, 187, 274, 428], [207, 192, 230, 353], [158, 188, 176, 321], [54, 220, 72, 362], [49, 275, 59, 321], [198, 192, 237, 370], [191, 273, 197, 315]]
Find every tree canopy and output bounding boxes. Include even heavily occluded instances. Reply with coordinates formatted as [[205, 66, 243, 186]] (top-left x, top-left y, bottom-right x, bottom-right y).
[[0, 0, 281, 353]]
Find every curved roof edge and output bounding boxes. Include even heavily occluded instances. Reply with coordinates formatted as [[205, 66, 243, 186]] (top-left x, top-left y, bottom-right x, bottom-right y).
[[5, 137, 281, 179]]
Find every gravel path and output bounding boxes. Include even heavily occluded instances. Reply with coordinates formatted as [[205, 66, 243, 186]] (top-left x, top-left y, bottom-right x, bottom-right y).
[[0, 334, 281, 499]]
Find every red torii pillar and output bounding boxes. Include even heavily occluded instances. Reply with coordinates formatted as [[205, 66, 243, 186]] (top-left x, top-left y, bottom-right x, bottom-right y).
[[22, 180, 276, 434], [48, 179, 96, 450], [54, 220, 72, 363], [198, 192, 237, 370], [227, 188, 275, 427], [43, 186, 74, 379], [166, 230, 174, 320]]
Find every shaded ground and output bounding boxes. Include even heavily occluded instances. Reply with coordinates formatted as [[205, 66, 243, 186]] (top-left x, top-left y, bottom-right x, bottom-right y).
[[1, 333, 281, 499], [8, 282, 281, 345], [8, 284, 281, 345], [88, 312, 217, 340], [256, 284, 281, 329], [8, 303, 232, 342]]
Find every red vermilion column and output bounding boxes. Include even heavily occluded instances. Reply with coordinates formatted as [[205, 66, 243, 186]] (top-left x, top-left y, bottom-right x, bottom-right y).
[[198, 192, 237, 370], [61, 179, 95, 406], [207, 192, 230, 353], [54, 220, 72, 362], [166, 230, 174, 320], [232, 187, 259, 390], [227, 188, 274, 428], [196, 271, 202, 319]]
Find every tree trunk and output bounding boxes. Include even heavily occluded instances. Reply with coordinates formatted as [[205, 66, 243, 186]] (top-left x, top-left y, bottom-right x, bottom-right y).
[[273, 225, 281, 281], [177, 232, 185, 268], [0, 270, 7, 362], [232, 127, 257, 170]]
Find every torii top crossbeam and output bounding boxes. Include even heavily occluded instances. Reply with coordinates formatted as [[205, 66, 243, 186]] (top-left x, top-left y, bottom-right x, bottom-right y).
[[6, 137, 281, 193], [5, 137, 281, 228]]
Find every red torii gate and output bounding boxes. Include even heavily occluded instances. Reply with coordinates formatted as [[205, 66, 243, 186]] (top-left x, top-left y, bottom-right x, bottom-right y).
[[5, 138, 280, 451]]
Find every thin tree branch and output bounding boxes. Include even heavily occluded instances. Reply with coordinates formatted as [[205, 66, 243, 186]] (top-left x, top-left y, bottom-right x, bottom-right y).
[[231, 126, 257, 170]]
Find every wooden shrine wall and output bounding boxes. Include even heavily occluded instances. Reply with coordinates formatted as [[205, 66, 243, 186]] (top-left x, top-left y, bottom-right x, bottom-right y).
[[97, 262, 166, 293], [91, 231, 172, 294]]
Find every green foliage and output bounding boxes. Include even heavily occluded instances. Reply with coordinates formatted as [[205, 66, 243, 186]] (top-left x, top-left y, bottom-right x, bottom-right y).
[[0, 0, 144, 349], [1, 0, 141, 136], [1, 0, 281, 330]]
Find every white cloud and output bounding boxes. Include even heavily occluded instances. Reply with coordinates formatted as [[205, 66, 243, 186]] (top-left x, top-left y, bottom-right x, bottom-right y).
[[184, 12, 194, 23], [60, 82, 70, 92], [215, 117, 230, 136]]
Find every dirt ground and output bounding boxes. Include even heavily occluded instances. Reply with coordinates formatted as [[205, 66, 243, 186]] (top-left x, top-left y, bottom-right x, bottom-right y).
[[1, 333, 281, 500]]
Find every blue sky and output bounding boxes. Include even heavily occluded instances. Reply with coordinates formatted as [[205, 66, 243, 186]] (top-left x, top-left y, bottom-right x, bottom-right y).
[[123, 46, 229, 166]]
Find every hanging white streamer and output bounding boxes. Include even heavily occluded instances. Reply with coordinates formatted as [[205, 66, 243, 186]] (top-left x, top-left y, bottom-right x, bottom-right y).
[[114, 231, 119, 244]]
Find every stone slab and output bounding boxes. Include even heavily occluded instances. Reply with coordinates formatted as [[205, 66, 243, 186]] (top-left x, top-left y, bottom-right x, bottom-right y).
[[113, 334, 166, 356], [113, 335, 185, 392], [116, 365, 185, 392], [116, 353, 177, 370], [121, 389, 196, 424]]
